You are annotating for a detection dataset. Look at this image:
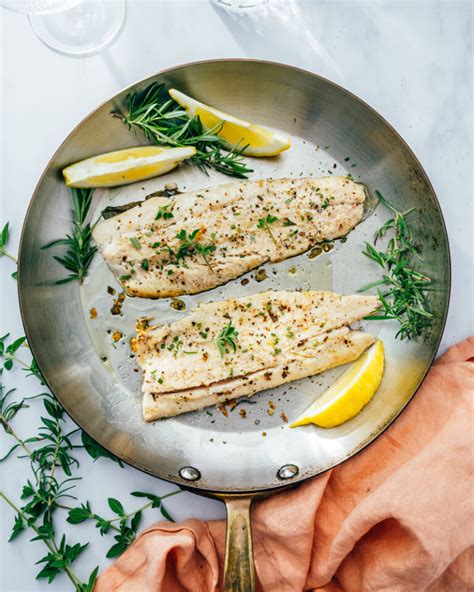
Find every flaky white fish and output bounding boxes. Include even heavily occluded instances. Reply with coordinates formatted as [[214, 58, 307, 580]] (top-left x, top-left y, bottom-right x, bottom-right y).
[[135, 290, 379, 420], [93, 177, 366, 298]]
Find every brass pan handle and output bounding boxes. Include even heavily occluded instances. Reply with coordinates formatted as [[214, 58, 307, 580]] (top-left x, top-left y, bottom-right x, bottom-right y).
[[222, 496, 256, 592]]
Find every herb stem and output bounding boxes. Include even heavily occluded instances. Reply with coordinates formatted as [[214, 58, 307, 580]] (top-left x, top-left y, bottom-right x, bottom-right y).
[[0, 412, 33, 457], [1, 250, 17, 263]]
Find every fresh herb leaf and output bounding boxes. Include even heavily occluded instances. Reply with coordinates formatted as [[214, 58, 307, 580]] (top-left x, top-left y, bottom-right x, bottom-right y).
[[257, 214, 279, 245], [129, 237, 141, 249], [81, 431, 123, 467], [215, 321, 239, 358], [108, 498, 125, 517], [155, 204, 174, 220], [67, 502, 92, 524], [0, 222, 17, 264]]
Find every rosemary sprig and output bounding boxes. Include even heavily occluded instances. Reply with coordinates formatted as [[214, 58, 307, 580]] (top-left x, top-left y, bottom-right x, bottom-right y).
[[360, 191, 433, 340], [42, 188, 97, 285], [113, 82, 253, 179], [216, 321, 239, 358]]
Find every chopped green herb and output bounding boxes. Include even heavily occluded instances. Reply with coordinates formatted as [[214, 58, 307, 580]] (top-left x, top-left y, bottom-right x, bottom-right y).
[[155, 204, 174, 220], [321, 196, 334, 209], [257, 214, 279, 245], [215, 321, 239, 358], [129, 237, 141, 249], [283, 218, 296, 227], [141, 259, 149, 271], [119, 274, 131, 281]]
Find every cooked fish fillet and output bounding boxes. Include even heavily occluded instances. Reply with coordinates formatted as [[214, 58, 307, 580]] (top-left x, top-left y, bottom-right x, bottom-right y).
[[136, 290, 379, 420], [93, 177, 366, 298]]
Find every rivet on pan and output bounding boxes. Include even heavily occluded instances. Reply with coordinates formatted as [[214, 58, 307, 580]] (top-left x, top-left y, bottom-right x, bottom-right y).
[[277, 464, 299, 480], [179, 466, 201, 481]]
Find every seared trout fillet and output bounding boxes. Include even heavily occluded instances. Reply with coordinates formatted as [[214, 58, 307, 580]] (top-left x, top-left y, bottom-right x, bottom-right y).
[[136, 290, 379, 420], [93, 177, 366, 298]]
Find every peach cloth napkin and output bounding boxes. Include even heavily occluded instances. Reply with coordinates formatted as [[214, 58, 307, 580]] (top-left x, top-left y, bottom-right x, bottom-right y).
[[96, 337, 474, 592]]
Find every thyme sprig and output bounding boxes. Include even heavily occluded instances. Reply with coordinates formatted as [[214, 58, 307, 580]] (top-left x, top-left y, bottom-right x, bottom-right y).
[[216, 321, 239, 358], [42, 188, 97, 285], [114, 82, 253, 179], [360, 191, 433, 340]]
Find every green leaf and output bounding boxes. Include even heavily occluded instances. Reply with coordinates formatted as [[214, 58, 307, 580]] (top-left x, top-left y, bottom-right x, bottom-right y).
[[159, 504, 175, 522], [106, 541, 126, 559], [6, 336, 26, 354], [81, 431, 123, 466], [108, 497, 125, 516], [93, 516, 111, 535], [81, 566, 99, 592], [131, 510, 142, 532], [21, 481, 35, 499], [67, 502, 91, 524], [129, 237, 141, 249], [8, 513, 25, 541], [0, 222, 9, 247]]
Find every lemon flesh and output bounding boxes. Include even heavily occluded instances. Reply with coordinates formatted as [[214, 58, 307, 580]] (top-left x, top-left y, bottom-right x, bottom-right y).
[[169, 88, 291, 157], [63, 146, 196, 188], [291, 341, 385, 429]]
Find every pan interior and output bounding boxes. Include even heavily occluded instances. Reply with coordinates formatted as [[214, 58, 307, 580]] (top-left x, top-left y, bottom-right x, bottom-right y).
[[18, 61, 449, 492]]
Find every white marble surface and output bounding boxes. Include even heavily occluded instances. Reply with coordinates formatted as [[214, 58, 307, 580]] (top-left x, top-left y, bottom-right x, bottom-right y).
[[0, 1, 472, 590]]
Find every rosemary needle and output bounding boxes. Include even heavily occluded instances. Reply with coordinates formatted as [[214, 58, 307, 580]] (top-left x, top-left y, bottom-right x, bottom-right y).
[[360, 191, 433, 340]]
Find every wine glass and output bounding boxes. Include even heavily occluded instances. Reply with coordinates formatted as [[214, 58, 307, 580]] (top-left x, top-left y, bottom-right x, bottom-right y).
[[210, 0, 275, 12], [0, 0, 126, 57]]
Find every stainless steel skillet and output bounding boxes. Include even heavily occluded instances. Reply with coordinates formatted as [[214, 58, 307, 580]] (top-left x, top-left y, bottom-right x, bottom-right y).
[[18, 59, 450, 591]]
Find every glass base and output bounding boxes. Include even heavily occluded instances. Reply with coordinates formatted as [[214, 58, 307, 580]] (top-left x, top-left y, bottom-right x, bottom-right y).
[[28, 0, 126, 57]]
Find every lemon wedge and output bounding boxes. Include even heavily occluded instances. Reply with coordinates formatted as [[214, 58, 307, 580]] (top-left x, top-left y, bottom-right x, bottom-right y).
[[291, 341, 385, 429], [169, 88, 291, 157], [62, 146, 196, 188]]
